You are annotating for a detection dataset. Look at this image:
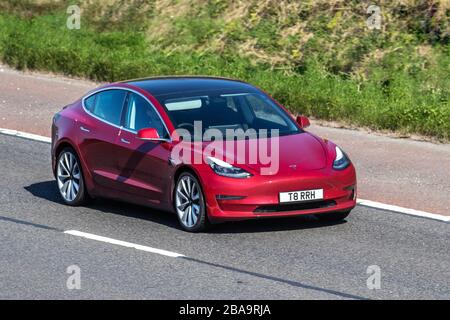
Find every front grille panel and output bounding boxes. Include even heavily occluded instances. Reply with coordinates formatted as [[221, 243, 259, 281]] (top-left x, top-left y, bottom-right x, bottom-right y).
[[254, 200, 336, 213]]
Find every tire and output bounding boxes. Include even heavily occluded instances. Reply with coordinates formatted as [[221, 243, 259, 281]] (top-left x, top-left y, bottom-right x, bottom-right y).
[[174, 172, 208, 232], [56, 147, 89, 206], [316, 210, 351, 222]]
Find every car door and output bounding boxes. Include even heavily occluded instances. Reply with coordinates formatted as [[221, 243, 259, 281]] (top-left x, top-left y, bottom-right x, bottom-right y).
[[115, 91, 172, 207], [77, 89, 128, 192]]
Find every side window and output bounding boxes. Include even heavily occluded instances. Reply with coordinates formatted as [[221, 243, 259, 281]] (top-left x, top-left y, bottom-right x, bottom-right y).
[[124, 93, 167, 138], [84, 95, 96, 112], [91, 90, 127, 126]]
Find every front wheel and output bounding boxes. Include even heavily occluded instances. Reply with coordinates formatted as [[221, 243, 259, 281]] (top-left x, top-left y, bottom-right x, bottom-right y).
[[174, 172, 208, 232], [56, 148, 88, 206], [316, 210, 351, 222]]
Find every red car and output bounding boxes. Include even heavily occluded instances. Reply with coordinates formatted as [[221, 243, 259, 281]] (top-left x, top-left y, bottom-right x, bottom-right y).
[[52, 77, 356, 232]]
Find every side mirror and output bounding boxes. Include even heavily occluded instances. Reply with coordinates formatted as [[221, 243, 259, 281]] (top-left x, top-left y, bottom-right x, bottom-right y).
[[296, 115, 310, 129], [137, 128, 161, 140]]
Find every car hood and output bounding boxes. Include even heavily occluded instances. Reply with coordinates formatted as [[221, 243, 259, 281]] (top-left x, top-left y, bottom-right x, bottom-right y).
[[194, 132, 327, 175]]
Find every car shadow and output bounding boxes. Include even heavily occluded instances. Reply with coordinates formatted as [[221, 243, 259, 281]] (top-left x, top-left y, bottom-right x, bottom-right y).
[[24, 181, 180, 229], [209, 216, 346, 234], [25, 180, 346, 234]]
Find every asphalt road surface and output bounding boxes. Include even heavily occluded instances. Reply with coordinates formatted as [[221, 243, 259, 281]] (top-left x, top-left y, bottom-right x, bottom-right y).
[[0, 134, 448, 299]]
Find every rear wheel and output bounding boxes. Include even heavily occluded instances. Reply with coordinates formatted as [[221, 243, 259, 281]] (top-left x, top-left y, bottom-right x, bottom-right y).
[[56, 148, 88, 206], [316, 210, 351, 222], [174, 172, 208, 232]]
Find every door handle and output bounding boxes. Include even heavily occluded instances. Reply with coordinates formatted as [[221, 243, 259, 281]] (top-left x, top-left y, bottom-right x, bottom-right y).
[[80, 126, 90, 132], [120, 138, 131, 144]]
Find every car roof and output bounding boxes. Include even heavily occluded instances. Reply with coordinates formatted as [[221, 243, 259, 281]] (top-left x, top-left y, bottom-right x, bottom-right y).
[[123, 76, 259, 97]]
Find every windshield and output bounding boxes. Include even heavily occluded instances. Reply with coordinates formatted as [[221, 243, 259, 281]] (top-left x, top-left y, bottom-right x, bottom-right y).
[[155, 91, 300, 139]]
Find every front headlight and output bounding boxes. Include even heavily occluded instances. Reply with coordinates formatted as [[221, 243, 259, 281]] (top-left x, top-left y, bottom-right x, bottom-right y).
[[207, 157, 252, 178], [333, 146, 350, 170]]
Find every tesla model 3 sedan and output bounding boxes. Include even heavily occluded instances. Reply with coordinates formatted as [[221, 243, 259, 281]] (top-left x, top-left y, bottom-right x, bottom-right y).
[[52, 77, 356, 232]]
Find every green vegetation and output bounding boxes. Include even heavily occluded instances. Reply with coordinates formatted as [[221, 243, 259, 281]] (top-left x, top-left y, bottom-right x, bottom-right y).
[[0, 0, 449, 140]]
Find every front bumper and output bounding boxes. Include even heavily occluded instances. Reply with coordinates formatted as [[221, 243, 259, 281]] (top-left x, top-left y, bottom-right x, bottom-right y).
[[200, 165, 357, 222]]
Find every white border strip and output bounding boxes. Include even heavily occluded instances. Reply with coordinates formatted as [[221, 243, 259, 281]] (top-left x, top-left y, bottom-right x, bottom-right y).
[[64, 230, 185, 258], [1, 128, 449, 222], [357, 199, 449, 222], [0, 128, 51, 143]]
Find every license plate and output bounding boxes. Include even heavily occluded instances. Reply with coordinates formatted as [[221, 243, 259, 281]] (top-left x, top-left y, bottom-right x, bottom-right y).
[[279, 189, 323, 203]]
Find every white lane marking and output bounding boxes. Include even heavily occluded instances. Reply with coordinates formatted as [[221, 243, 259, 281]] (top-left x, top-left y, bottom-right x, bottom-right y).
[[64, 230, 185, 258], [1, 128, 449, 222], [357, 199, 450, 222], [0, 128, 51, 143]]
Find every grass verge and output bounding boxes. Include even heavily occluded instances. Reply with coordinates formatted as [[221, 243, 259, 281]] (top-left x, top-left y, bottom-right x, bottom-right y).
[[0, 8, 449, 140]]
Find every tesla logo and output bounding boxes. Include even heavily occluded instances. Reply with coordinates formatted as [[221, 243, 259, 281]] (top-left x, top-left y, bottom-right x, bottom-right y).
[[289, 164, 297, 170]]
